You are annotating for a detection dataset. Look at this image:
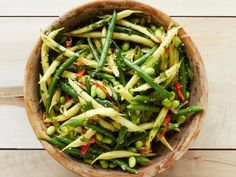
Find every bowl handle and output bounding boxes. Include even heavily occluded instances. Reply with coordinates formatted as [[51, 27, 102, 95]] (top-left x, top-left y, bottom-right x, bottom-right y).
[[0, 86, 24, 107]]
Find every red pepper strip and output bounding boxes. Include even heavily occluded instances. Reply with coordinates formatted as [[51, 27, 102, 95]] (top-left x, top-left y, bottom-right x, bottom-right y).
[[81, 136, 96, 155], [79, 81, 85, 85], [76, 69, 86, 78], [90, 81, 113, 101], [65, 37, 73, 47], [174, 82, 185, 101], [159, 114, 171, 138]]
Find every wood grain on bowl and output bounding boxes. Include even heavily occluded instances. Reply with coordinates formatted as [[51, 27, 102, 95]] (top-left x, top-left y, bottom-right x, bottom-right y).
[[23, 1, 207, 177]]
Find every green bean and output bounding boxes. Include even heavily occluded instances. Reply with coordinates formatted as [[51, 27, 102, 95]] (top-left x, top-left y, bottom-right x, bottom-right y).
[[96, 140, 112, 150], [140, 111, 153, 123], [127, 104, 160, 112], [89, 147, 103, 155], [41, 28, 63, 78], [41, 138, 79, 154], [130, 17, 140, 24], [127, 132, 147, 146], [116, 19, 159, 43], [114, 25, 141, 35], [85, 75, 91, 93], [176, 106, 204, 116], [87, 38, 100, 61], [134, 45, 158, 65], [80, 49, 90, 57], [122, 57, 172, 99], [59, 81, 78, 99], [179, 59, 187, 98], [59, 119, 85, 130], [96, 10, 117, 72], [173, 36, 183, 48], [146, 107, 168, 150], [115, 126, 128, 149], [95, 98, 113, 108], [54, 135, 74, 144], [128, 147, 138, 153], [112, 159, 138, 174], [170, 91, 176, 101], [46, 103, 80, 122], [125, 27, 181, 91], [115, 50, 126, 86], [46, 54, 78, 116], [41, 137, 94, 159], [134, 47, 143, 60], [150, 24, 157, 32], [72, 32, 155, 47], [54, 135, 103, 156], [40, 137, 65, 149], [160, 53, 168, 71], [85, 123, 117, 142], [48, 89, 61, 113], [133, 45, 158, 65], [41, 33, 76, 58], [93, 39, 102, 53], [131, 95, 162, 103], [140, 17, 145, 26], [98, 118, 116, 132], [93, 72, 115, 81], [159, 123, 179, 132], [69, 10, 141, 35], [69, 18, 109, 35], [187, 67, 194, 81], [111, 87, 119, 103], [39, 75, 48, 106], [136, 156, 149, 164], [61, 71, 77, 80]]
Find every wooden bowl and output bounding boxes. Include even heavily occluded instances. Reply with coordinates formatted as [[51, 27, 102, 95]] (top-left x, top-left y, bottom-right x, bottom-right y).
[[24, 0, 208, 176]]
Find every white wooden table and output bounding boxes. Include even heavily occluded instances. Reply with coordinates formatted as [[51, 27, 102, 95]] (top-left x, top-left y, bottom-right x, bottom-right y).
[[1, 0, 236, 176]]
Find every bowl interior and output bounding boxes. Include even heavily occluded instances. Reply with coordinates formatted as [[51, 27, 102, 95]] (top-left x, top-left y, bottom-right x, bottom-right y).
[[24, 1, 207, 177]]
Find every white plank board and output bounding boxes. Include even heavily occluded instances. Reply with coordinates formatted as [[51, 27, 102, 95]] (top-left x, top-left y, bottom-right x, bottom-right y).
[[0, 17, 54, 87], [0, 17, 236, 148], [176, 17, 236, 148], [0, 105, 41, 148], [0, 0, 236, 16], [0, 150, 235, 177]]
